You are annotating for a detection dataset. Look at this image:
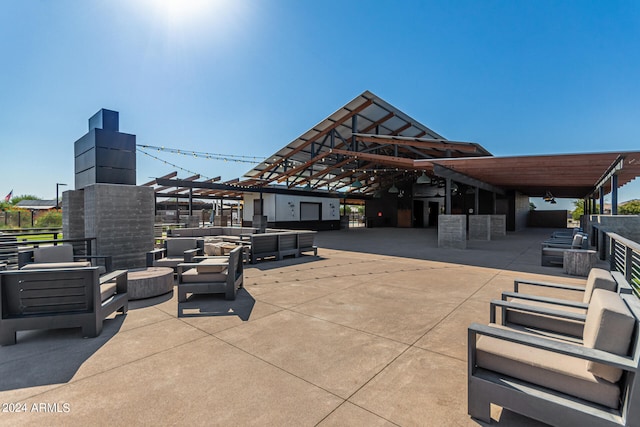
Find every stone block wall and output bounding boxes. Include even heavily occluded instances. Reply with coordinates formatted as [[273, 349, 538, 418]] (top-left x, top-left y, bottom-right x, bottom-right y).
[[84, 184, 154, 269], [64, 184, 155, 270], [469, 215, 491, 240], [62, 190, 86, 255], [490, 215, 506, 238], [438, 215, 467, 249]]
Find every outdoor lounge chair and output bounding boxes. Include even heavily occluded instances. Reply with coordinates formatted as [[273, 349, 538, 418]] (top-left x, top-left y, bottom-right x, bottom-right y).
[[177, 245, 243, 302], [500, 268, 623, 336], [0, 267, 128, 345], [146, 238, 203, 269], [468, 290, 640, 426], [541, 233, 589, 266], [18, 244, 113, 274]]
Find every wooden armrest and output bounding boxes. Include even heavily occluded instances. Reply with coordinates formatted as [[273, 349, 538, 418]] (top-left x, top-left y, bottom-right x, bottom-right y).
[[468, 323, 635, 370], [501, 291, 588, 309], [489, 299, 586, 324], [513, 278, 584, 293]]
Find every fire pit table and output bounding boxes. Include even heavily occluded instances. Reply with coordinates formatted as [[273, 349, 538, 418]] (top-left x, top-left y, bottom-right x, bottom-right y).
[[127, 266, 174, 300]]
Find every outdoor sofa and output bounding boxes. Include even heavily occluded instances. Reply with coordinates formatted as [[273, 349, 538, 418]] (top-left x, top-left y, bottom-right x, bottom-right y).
[[146, 238, 204, 269], [177, 245, 244, 302], [0, 267, 128, 345]]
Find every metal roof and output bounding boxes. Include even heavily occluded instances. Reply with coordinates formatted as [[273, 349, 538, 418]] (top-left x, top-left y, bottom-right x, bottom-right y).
[[243, 90, 491, 195], [150, 91, 640, 202]]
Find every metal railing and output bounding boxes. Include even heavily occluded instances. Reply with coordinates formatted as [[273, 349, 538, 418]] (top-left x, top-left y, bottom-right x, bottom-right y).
[[607, 232, 640, 296]]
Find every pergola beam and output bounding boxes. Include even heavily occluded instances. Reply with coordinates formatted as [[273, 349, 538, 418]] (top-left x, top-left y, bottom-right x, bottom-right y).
[[256, 98, 374, 176], [433, 164, 505, 195]]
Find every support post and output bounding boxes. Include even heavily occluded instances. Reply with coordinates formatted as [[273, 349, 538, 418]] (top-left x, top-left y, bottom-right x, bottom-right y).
[[445, 178, 452, 214], [599, 189, 604, 214], [474, 187, 479, 214], [612, 174, 618, 215]]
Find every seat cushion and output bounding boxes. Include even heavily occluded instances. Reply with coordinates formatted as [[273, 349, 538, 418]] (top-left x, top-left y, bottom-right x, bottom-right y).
[[582, 268, 617, 303], [154, 257, 183, 269], [166, 238, 198, 257], [34, 245, 74, 263], [477, 325, 621, 409], [583, 289, 635, 382], [180, 269, 227, 283], [196, 258, 228, 273], [100, 282, 118, 302]]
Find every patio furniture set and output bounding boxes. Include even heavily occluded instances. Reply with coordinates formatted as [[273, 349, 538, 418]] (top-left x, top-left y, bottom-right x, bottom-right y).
[[1, 227, 319, 346], [162, 226, 317, 264], [540, 228, 598, 275], [468, 267, 640, 426]]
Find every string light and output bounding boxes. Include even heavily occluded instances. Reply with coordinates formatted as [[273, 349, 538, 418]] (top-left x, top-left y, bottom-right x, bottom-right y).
[[137, 144, 267, 164], [137, 148, 213, 180]]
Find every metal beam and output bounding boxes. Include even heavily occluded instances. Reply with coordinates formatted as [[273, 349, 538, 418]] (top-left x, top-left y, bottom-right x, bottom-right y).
[[155, 178, 371, 200], [432, 164, 505, 195]]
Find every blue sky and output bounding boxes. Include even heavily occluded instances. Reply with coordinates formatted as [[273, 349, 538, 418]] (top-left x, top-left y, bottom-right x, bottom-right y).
[[1, 0, 639, 209]]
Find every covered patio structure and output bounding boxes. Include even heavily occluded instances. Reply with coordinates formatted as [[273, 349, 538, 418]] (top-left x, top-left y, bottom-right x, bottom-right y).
[[149, 91, 640, 232]]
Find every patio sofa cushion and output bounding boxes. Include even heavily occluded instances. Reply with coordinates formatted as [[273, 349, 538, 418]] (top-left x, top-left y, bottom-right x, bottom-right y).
[[581, 268, 617, 303], [504, 300, 586, 337], [583, 289, 635, 383], [100, 282, 118, 301], [21, 261, 92, 270], [476, 324, 620, 408], [505, 268, 617, 336], [166, 238, 199, 257], [34, 245, 74, 263], [180, 269, 227, 283]]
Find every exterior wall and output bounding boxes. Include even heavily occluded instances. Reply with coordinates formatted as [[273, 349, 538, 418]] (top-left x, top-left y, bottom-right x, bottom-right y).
[[529, 210, 568, 228], [243, 193, 340, 224], [590, 215, 640, 242], [83, 184, 154, 269], [62, 189, 86, 254]]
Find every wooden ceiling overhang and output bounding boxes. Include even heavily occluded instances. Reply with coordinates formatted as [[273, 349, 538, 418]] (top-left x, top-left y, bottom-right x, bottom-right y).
[[418, 151, 640, 199]]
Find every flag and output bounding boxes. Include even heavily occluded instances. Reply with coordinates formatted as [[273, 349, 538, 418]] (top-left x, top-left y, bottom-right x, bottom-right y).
[[4, 190, 12, 202]]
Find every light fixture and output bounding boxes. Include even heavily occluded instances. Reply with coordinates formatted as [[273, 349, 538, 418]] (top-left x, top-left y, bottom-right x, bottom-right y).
[[416, 172, 431, 184], [388, 183, 399, 194], [351, 179, 363, 188], [543, 190, 554, 202]]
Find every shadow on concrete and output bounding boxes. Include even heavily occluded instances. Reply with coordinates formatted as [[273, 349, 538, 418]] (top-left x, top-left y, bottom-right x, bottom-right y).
[[177, 288, 255, 321], [128, 290, 174, 310], [314, 227, 598, 278], [0, 315, 126, 392], [249, 255, 325, 271]]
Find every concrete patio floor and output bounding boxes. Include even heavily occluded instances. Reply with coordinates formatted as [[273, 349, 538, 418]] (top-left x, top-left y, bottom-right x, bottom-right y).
[[0, 227, 602, 426]]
